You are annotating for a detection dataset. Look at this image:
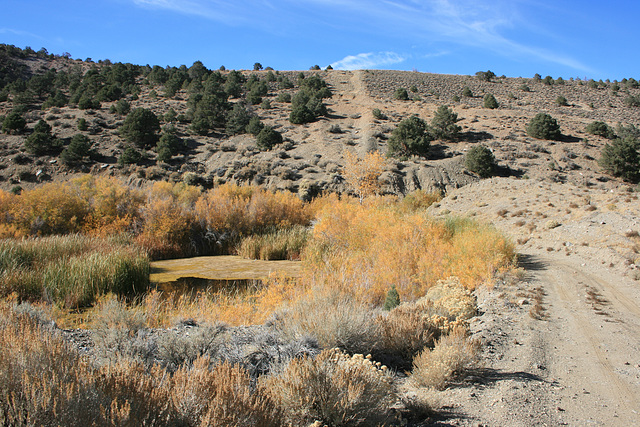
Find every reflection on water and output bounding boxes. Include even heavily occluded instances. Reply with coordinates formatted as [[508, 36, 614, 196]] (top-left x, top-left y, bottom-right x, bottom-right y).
[[150, 255, 302, 284], [155, 276, 263, 295]]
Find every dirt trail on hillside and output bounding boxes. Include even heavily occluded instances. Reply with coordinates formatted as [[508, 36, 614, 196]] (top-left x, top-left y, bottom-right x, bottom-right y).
[[429, 178, 640, 426]]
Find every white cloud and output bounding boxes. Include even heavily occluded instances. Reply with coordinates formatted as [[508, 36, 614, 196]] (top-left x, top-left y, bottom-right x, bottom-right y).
[[331, 52, 407, 70], [126, 0, 594, 74]]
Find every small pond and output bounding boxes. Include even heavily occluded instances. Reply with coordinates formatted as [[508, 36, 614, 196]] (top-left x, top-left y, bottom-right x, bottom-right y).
[[150, 255, 302, 294]]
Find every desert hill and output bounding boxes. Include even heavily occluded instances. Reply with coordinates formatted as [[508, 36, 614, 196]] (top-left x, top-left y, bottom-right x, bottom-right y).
[[1, 46, 639, 197]]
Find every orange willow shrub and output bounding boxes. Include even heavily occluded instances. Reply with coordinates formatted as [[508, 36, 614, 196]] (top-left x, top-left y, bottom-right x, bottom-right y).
[[7, 182, 92, 236], [194, 183, 312, 238], [75, 175, 146, 236], [303, 198, 516, 305], [136, 182, 203, 259], [0, 177, 145, 238]]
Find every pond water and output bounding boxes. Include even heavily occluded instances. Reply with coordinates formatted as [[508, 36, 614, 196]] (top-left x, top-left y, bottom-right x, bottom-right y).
[[150, 255, 302, 293]]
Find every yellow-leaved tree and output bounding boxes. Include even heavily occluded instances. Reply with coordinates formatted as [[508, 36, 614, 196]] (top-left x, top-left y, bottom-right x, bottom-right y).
[[342, 150, 387, 202]]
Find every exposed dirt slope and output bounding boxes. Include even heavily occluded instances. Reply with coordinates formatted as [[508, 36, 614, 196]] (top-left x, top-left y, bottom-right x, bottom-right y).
[[3, 68, 638, 196], [427, 178, 640, 425]]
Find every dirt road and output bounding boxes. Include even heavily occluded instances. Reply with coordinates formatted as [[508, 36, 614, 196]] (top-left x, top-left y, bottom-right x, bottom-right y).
[[430, 179, 640, 426]]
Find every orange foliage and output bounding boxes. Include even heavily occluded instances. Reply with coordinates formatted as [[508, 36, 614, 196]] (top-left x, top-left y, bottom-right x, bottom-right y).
[[343, 151, 388, 200], [195, 184, 311, 237], [303, 198, 515, 305]]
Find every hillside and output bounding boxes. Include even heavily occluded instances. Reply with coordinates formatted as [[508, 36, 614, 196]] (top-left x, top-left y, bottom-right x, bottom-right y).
[[1, 46, 639, 197]]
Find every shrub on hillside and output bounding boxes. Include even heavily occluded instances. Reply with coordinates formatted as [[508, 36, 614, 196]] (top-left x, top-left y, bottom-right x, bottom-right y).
[[387, 115, 431, 158], [372, 108, 387, 120], [2, 111, 26, 134], [120, 108, 161, 148], [483, 93, 498, 109], [60, 134, 92, 167], [555, 95, 569, 106], [256, 126, 283, 151], [599, 136, 640, 182], [430, 105, 461, 141], [394, 87, 409, 101], [526, 113, 561, 140], [118, 147, 143, 165], [462, 86, 473, 97], [156, 132, 182, 162], [585, 121, 615, 139], [475, 70, 495, 82], [465, 145, 497, 178]]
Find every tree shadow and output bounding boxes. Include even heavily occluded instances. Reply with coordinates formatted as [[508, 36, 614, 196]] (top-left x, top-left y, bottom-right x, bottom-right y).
[[429, 143, 452, 160], [558, 134, 582, 143], [518, 253, 548, 271], [494, 165, 524, 178], [460, 130, 494, 142]]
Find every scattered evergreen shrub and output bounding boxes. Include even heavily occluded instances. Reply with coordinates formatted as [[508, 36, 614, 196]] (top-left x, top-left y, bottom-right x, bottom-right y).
[[599, 136, 640, 182], [585, 121, 615, 139], [430, 106, 461, 141], [483, 94, 498, 109], [465, 145, 497, 178], [526, 113, 561, 140], [256, 126, 283, 150], [387, 115, 431, 158], [394, 88, 409, 101]]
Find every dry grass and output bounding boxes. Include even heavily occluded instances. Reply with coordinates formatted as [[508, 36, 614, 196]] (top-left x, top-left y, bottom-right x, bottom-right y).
[[261, 348, 396, 426], [0, 302, 280, 426], [411, 326, 480, 390], [237, 225, 309, 260]]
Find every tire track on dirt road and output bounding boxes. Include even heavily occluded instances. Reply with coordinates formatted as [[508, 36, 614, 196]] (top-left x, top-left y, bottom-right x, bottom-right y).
[[528, 252, 640, 425]]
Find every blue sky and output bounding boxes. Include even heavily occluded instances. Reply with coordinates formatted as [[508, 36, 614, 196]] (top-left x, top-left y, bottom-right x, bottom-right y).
[[1, 0, 637, 80]]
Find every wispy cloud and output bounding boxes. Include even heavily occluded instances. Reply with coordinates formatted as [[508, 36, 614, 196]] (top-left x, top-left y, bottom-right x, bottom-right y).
[[0, 28, 43, 40], [331, 52, 406, 70], [127, 0, 593, 73]]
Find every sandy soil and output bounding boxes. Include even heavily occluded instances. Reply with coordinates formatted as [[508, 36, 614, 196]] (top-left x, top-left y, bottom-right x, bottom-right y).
[[426, 178, 640, 426]]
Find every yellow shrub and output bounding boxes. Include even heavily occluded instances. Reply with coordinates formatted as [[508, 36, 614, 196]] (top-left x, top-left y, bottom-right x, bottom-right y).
[[411, 326, 480, 390], [304, 200, 515, 305]]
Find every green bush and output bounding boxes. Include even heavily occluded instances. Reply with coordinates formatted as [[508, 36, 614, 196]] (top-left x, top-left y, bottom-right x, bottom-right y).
[[289, 86, 327, 124], [256, 126, 283, 150], [462, 86, 473, 97], [585, 121, 615, 139], [77, 117, 88, 131], [383, 285, 400, 311], [2, 111, 26, 134], [483, 94, 498, 109], [394, 88, 409, 101], [120, 108, 160, 148], [599, 136, 640, 182], [25, 131, 60, 155], [276, 92, 291, 103], [387, 115, 431, 157], [225, 103, 251, 135], [430, 105, 461, 141], [118, 147, 143, 165], [475, 70, 495, 82], [245, 116, 264, 136], [60, 134, 92, 166], [465, 145, 497, 178], [155, 132, 182, 162], [555, 95, 568, 106], [526, 113, 561, 140], [372, 108, 387, 120], [624, 95, 640, 107]]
